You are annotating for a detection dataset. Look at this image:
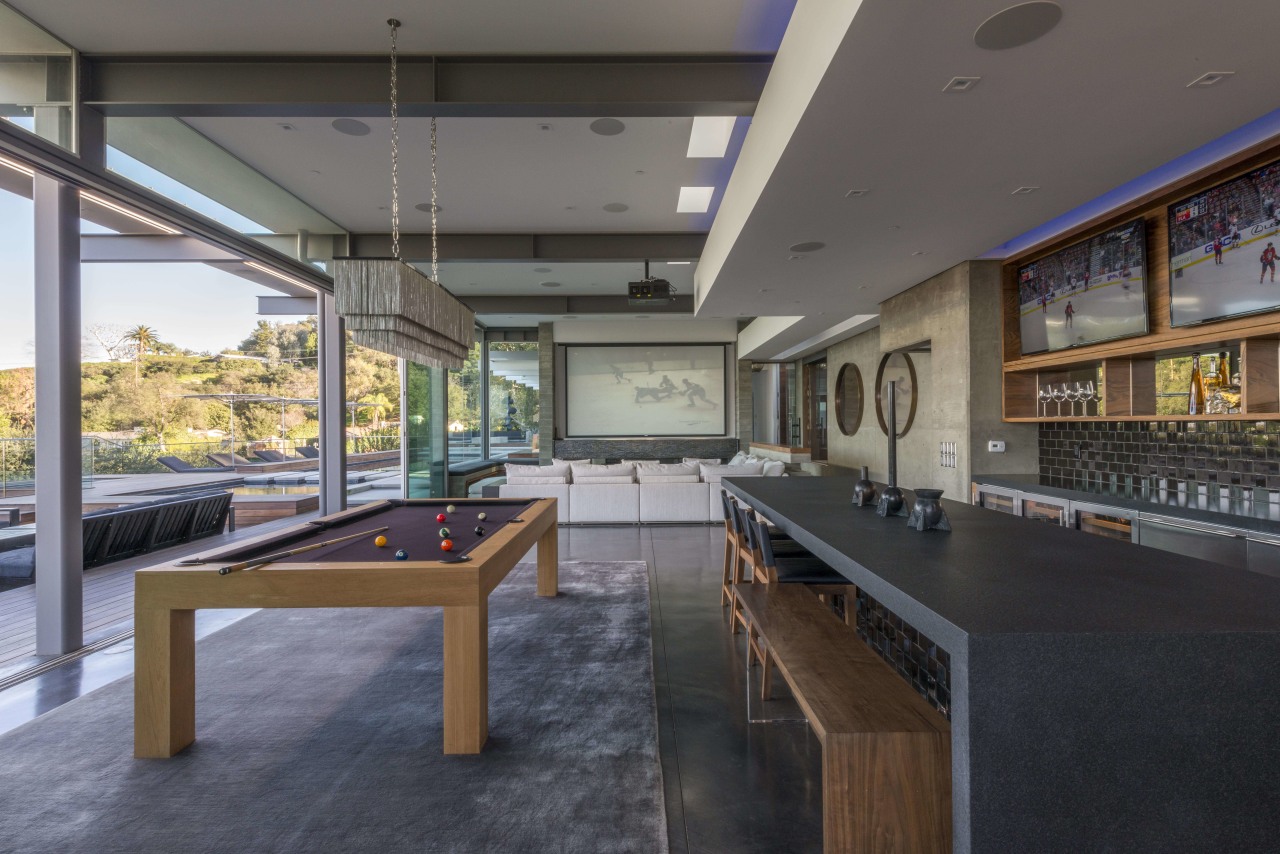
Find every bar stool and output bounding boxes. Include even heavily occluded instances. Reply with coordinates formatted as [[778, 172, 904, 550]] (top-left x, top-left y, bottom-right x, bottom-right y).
[[744, 514, 852, 699], [720, 490, 809, 609]]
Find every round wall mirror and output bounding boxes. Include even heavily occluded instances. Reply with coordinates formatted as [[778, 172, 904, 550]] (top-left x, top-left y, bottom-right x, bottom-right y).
[[874, 351, 918, 438], [834, 363, 863, 436]]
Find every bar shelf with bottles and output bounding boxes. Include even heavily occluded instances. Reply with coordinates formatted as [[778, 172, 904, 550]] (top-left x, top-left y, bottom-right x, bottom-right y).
[[1002, 336, 1279, 422]]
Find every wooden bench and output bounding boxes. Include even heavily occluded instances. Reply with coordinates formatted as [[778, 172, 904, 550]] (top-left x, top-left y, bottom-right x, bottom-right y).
[[734, 583, 952, 853]]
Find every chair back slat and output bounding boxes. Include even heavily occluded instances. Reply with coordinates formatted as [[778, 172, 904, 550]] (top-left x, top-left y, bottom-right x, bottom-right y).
[[754, 516, 777, 567]]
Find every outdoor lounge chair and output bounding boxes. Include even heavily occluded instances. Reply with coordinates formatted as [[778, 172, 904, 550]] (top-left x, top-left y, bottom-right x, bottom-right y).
[[159, 456, 232, 473], [207, 452, 256, 467], [253, 449, 288, 463], [295, 445, 320, 459]]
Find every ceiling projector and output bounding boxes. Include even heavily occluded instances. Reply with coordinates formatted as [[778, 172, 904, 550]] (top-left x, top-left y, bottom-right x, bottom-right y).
[[628, 279, 674, 305]]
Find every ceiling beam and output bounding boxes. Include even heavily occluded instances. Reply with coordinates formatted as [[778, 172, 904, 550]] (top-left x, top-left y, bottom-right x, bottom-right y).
[[80, 233, 241, 262], [82, 55, 771, 118], [461, 295, 694, 314], [348, 232, 705, 262]]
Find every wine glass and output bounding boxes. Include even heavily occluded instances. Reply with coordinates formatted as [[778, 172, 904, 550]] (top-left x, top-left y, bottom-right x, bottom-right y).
[[1051, 383, 1069, 418], [1081, 380, 1097, 417], [1064, 383, 1082, 417], [1037, 385, 1052, 417]]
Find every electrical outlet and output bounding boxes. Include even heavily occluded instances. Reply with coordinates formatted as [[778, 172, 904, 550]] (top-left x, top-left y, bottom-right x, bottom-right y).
[[939, 441, 958, 468], [987, 440, 1006, 453]]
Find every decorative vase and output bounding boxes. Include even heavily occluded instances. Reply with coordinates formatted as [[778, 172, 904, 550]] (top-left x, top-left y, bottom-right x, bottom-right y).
[[907, 488, 951, 532], [853, 465, 878, 506], [876, 485, 907, 517]]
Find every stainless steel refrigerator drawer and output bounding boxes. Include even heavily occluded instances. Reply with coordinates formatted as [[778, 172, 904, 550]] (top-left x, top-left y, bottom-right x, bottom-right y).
[[1137, 516, 1247, 569]]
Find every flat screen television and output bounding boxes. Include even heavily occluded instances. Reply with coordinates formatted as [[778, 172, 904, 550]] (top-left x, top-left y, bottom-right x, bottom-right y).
[[1018, 217, 1149, 355], [1167, 159, 1280, 326], [563, 344, 728, 437]]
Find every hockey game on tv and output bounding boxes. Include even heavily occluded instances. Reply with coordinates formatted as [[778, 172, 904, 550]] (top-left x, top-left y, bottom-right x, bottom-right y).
[[1018, 218, 1149, 355], [1168, 159, 1280, 326]]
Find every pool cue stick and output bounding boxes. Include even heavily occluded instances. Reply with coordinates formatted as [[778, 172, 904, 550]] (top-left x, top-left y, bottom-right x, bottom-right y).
[[217, 526, 390, 575]]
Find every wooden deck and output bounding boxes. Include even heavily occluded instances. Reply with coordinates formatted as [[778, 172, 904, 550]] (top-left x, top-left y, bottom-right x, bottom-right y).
[[0, 511, 318, 679]]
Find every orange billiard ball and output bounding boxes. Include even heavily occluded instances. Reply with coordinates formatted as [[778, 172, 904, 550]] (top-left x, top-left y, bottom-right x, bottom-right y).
[[441, 539, 454, 551], [374, 535, 388, 547], [436, 513, 447, 523]]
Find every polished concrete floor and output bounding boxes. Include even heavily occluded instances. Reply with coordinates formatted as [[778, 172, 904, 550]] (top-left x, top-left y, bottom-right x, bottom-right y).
[[0, 524, 823, 853]]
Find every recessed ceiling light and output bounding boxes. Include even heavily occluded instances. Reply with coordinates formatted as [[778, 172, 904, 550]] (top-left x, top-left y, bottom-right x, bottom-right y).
[[603, 202, 629, 213], [677, 187, 715, 213], [590, 118, 626, 136], [331, 118, 371, 136], [310, 169, 322, 175], [666, 261, 692, 265], [533, 267, 552, 273], [82, 192, 181, 234], [1011, 186, 1039, 194], [1187, 71, 1234, 88], [540, 281, 562, 288], [277, 122, 297, 131], [974, 2, 1063, 51], [845, 189, 870, 198], [912, 251, 929, 256], [687, 116, 736, 158], [942, 76, 982, 93], [787, 255, 804, 261], [414, 202, 444, 213], [564, 206, 576, 210], [537, 122, 554, 131], [634, 170, 646, 175], [788, 241, 826, 253]]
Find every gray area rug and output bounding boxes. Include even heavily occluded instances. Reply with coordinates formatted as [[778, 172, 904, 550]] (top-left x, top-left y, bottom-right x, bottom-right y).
[[0, 561, 666, 854]]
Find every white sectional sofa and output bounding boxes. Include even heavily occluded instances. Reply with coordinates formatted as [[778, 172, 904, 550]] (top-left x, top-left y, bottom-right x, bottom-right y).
[[498, 454, 786, 524]]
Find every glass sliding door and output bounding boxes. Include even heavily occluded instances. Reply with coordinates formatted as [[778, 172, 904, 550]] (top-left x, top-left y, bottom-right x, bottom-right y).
[[404, 361, 446, 498]]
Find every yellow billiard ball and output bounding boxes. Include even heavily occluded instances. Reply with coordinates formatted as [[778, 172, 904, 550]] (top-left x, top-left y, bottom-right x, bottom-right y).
[[374, 535, 388, 547]]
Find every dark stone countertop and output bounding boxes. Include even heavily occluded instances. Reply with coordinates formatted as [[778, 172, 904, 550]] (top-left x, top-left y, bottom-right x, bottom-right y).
[[722, 476, 1280, 647], [972, 472, 1280, 538]]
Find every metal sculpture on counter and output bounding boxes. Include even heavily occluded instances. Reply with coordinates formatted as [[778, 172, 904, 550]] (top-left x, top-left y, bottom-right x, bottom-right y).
[[907, 488, 951, 532], [876, 380, 908, 518], [853, 465, 878, 506]]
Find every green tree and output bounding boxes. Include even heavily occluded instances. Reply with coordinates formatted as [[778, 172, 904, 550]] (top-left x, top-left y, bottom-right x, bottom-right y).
[[125, 324, 159, 384]]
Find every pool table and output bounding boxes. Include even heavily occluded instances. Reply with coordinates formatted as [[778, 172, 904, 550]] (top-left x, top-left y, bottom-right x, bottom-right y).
[[134, 498, 558, 758]]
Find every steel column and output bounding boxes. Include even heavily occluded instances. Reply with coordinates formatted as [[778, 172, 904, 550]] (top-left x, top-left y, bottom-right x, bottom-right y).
[[317, 292, 346, 514]]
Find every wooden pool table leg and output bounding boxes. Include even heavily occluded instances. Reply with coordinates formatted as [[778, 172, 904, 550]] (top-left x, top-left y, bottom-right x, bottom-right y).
[[134, 606, 196, 758], [443, 601, 488, 754], [536, 522, 558, 597]]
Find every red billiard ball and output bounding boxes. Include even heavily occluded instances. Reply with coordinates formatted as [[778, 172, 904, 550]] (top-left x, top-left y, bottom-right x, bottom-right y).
[[436, 513, 447, 523], [441, 539, 454, 551]]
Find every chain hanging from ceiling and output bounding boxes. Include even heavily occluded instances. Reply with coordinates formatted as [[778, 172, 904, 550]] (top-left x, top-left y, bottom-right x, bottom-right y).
[[331, 18, 474, 370]]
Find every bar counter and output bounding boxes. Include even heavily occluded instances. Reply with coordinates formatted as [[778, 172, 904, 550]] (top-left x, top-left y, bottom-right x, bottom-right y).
[[723, 475, 1280, 853]]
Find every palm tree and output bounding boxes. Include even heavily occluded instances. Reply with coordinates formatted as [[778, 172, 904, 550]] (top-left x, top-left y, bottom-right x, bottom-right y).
[[360, 392, 393, 429], [124, 325, 158, 384]]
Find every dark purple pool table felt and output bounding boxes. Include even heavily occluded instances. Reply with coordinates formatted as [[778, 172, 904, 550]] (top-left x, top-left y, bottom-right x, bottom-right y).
[[222, 500, 535, 564]]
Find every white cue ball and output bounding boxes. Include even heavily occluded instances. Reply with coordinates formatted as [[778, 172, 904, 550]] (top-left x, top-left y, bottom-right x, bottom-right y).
[[477, 512, 487, 522], [446, 504, 456, 513]]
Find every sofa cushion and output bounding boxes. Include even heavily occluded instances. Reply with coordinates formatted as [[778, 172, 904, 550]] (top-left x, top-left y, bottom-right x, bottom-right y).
[[682, 457, 722, 465], [506, 460, 571, 479], [727, 451, 751, 466], [637, 462, 699, 477], [506, 475, 570, 485], [570, 462, 636, 481], [571, 475, 635, 484], [621, 459, 660, 465], [638, 474, 702, 484], [700, 462, 765, 482], [761, 460, 786, 477]]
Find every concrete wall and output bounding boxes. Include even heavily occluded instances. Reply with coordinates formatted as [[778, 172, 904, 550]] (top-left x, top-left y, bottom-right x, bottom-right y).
[[826, 261, 1037, 499]]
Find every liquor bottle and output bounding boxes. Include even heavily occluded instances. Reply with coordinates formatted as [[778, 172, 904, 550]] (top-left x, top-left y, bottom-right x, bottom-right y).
[[1187, 353, 1207, 416]]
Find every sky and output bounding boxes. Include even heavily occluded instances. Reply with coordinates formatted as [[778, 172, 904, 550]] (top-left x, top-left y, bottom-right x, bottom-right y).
[[0, 125, 307, 369]]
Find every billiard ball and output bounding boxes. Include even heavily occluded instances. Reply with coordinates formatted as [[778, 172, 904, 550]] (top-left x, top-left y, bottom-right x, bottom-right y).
[[438, 527, 451, 538], [446, 504, 456, 513], [436, 513, 447, 523], [440, 539, 454, 551], [477, 512, 488, 522], [374, 535, 388, 547], [474, 526, 485, 536], [395, 549, 409, 560]]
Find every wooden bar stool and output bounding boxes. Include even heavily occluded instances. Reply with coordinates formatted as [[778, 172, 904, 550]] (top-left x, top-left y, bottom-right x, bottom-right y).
[[743, 514, 852, 699]]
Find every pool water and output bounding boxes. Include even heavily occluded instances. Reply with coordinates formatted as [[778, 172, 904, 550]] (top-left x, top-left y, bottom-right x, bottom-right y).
[[232, 486, 318, 496]]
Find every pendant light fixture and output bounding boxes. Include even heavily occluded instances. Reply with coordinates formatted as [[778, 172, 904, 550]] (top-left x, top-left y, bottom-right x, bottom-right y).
[[333, 18, 475, 369]]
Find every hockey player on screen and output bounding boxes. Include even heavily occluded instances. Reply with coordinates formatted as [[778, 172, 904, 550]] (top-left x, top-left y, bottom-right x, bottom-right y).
[[1064, 300, 1075, 329], [1214, 236, 1224, 265], [1262, 243, 1278, 284]]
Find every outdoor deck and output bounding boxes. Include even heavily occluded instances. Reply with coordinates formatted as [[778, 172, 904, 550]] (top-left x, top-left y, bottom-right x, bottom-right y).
[[0, 511, 319, 679]]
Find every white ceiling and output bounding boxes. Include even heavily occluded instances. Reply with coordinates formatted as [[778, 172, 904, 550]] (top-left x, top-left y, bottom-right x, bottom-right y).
[[184, 116, 735, 233], [8, 0, 793, 54], [427, 261, 694, 297], [698, 0, 1280, 321]]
